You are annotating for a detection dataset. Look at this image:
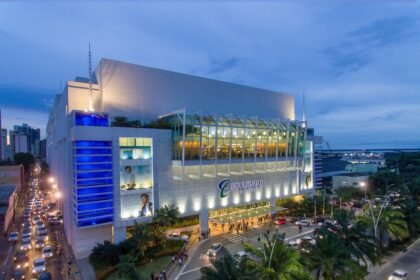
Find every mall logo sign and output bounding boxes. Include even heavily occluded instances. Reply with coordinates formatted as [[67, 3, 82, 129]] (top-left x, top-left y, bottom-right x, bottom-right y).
[[218, 178, 264, 198]]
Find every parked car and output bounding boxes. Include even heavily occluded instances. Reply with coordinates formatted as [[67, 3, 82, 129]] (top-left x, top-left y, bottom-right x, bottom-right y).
[[8, 232, 19, 242], [388, 270, 409, 280], [32, 258, 46, 274], [273, 217, 287, 225], [207, 243, 223, 257], [233, 250, 250, 262], [48, 217, 63, 225], [286, 240, 299, 249], [297, 236, 316, 245], [295, 220, 311, 227]]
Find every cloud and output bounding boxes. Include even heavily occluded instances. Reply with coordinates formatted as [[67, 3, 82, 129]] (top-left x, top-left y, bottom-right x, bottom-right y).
[[322, 14, 419, 76], [206, 57, 241, 75]]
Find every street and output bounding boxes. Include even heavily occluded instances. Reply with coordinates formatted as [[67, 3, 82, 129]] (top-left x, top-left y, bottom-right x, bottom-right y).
[[369, 239, 420, 280], [175, 222, 315, 280]]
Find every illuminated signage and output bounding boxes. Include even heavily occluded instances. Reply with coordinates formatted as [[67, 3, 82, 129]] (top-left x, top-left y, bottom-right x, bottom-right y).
[[218, 178, 264, 198]]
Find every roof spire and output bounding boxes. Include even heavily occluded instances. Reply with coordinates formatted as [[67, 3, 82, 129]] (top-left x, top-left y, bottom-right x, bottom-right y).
[[88, 43, 94, 112]]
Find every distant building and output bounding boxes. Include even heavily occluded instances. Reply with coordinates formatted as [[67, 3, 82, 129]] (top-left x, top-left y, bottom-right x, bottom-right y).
[[39, 139, 47, 159], [0, 129, 7, 160], [307, 128, 323, 189], [345, 163, 377, 173], [10, 123, 41, 158], [0, 165, 24, 233], [332, 173, 370, 190]]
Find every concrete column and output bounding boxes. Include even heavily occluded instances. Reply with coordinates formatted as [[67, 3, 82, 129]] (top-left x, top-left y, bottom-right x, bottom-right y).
[[199, 209, 209, 237], [113, 226, 127, 244], [270, 196, 277, 208]]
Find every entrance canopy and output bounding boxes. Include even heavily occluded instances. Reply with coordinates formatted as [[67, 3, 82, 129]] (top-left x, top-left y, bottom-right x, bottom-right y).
[[209, 205, 287, 224]]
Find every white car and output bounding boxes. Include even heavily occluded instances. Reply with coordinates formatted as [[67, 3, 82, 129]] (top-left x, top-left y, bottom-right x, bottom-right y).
[[8, 232, 19, 242], [35, 236, 46, 249], [42, 246, 53, 258], [388, 270, 409, 280], [32, 258, 46, 274], [295, 220, 311, 227], [233, 251, 250, 262], [287, 240, 299, 249], [22, 232, 32, 240], [207, 243, 223, 257]]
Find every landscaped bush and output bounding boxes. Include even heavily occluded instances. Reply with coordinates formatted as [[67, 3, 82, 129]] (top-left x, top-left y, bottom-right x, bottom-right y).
[[90, 241, 121, 269], [170, 215, 199, 228]]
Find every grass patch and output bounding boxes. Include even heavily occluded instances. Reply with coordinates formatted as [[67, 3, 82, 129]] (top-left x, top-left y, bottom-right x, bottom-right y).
[[106, 256, 171, 280]]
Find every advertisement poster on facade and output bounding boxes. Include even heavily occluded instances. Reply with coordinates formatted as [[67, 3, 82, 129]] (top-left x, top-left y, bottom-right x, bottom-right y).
[[120, 164, 154, 219]]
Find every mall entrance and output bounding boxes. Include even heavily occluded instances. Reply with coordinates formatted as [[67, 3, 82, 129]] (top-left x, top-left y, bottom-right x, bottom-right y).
[[207, 201, 287, 236]]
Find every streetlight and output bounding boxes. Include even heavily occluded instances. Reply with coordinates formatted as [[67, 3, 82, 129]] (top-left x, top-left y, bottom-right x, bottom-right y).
[[360, 181, 366, 197], [48, 177, 55, 184]]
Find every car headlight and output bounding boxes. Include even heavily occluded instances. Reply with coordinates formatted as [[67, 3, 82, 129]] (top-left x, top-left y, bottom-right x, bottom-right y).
[[25, 262, 28, 267]]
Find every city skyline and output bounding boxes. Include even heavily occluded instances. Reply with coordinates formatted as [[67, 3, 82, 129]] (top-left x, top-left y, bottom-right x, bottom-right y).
[[1, 2, 420, 148]]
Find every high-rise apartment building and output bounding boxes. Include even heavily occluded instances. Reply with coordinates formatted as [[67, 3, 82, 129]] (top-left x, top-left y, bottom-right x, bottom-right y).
[[10, 123, 40, 158]]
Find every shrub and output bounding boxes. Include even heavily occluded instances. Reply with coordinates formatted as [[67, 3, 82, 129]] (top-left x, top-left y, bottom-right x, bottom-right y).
[[89, 241, 120, 269]]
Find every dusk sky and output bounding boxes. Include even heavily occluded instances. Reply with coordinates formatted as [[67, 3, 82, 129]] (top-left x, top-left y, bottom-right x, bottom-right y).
[[1, 1, 420, 149]]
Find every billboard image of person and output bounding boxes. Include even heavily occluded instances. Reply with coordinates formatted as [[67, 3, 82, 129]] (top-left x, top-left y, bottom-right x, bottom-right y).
[[121, 166, 136, 190], [139, 193, 153, 217]]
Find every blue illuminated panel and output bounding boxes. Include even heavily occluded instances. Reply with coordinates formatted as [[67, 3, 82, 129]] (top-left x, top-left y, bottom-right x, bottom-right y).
[[73, 140, 114, 228], [75, 112, 109, 127]]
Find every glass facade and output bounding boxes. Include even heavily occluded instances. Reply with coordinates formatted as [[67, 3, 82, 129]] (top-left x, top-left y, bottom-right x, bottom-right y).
[[75, 112, 109, 127], [161, 113, 306, 164], [73, 140, 114, 227]]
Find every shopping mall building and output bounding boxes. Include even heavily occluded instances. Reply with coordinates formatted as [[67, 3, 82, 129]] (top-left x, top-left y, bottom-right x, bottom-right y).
[[47, 58, 315, 258]]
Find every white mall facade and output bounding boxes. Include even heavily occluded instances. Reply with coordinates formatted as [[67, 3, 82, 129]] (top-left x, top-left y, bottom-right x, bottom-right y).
[[47, 58, 314, 258]]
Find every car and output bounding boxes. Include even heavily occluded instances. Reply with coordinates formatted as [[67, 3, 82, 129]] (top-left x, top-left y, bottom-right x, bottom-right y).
[[33, 215, 41, 224], [38, 231, 48, 241], [289, 217, 298, 223], [42, 246, 53, 258], [299, 236, 316, 245], [8, 232, 19, 242], [15, 252, 29, 270], [23, 212, 31, 219], [388, 270, 409, 280], [20, 238, 32, 251], [48, 217, 63, 225], [32, 258, 46, 274], [233, 250, 250, 262], [274, 217, 287, 225], [11, 267, 25, 280], [295, 220, 311, 227], [36, 220, 45, 228], [207, 243, 223, 257], [35, 236, 45, 249], [287, 240, 299, 249], [38, 271, 52, 280], [22, 232, 32, 240]]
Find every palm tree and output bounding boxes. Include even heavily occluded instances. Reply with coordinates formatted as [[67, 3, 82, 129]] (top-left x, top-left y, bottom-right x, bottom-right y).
[[153, 203, 180, 227], [377, 208, 409, 243], [116, 255, 139, 280], [200, 253, 257, 280], [244, 233, 312, 280], [401, 199, 420, 238], [331, 210, 379, 267], [306, 227, 366, 280], [129, 221, 151, 257], [149, 224, 167, 248]]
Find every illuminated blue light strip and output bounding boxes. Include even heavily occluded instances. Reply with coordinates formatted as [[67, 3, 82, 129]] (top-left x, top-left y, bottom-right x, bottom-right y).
[[73, 140, 114, 227]]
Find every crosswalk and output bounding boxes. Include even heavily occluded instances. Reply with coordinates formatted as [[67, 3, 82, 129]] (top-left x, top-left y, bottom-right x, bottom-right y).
[[223, 233, 246, 244]]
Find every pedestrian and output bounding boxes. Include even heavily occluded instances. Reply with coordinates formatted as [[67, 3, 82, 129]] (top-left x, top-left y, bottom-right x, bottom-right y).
[[241, 237, 244, 245], [178, 257, 183, 266], [403, 246, 407, 253], [267, 229, 270, 235], [162, 270, 167, 280], [151, 272, 154, 280], [171, 255, 175, 264], [198, 236, 201, 242], [298, 225, 302, 234]]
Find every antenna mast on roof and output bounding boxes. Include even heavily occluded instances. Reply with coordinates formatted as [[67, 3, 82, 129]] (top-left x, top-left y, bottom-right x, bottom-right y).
[[302, 92, 306, 126], [88, 43, 94, 112]]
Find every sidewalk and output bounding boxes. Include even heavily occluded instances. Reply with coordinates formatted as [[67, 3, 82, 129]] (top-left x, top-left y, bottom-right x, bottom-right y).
[[55, 229, 82, 280]]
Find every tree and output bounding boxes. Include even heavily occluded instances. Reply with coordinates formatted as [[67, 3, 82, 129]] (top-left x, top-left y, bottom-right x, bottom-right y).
[[111, 116, 131, 127], [153, 203, 180, 227], [149, 224, 167, 248], [200, 253, 257, 280], [244, 234, 312, 280], [306, 227, 366, 280], [129, 221, 152, 258], [116, 255, 139, 280], [377, 208, 409, 243], [89, 241, 120, 269], [13, 152, 35, 174], [369, 171, 401, 195]]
